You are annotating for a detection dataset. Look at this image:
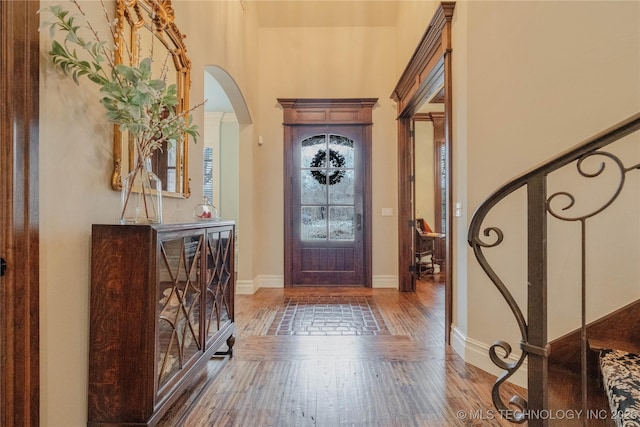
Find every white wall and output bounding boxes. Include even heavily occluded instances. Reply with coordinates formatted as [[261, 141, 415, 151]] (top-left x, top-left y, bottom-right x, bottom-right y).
[[395, 1, 440, 76], [454, 0, 640, 383], [39, 1, 259, 425], [255, 24, 400, 287]]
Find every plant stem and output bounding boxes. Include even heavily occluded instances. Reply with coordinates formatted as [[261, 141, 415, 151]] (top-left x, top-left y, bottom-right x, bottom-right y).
[[136, 143, 151, 220], [120, 164, 136, 222], [120, 143, 154, 223]]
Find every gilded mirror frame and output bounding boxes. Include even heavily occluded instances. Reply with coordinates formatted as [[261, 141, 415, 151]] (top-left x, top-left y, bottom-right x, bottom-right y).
[[111, 0, 192, 198]]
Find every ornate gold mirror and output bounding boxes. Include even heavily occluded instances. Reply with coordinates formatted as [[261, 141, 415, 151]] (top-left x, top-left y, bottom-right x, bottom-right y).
[[111, 0, 191, 198]]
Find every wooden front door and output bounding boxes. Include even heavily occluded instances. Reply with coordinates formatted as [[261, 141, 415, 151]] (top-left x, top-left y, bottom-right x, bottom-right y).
[[291, 127, 364, 285], [279, 99, 376, 287]]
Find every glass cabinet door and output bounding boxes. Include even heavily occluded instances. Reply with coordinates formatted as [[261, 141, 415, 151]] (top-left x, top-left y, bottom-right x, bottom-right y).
[[157, 234, 204, 391], [205, 228, 233, 346]]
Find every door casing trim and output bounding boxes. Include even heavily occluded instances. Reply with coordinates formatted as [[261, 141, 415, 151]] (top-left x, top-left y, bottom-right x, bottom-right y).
[[1, 0, 41, 424], [278, 98, 377, 288], [390, 2, 455, 344]]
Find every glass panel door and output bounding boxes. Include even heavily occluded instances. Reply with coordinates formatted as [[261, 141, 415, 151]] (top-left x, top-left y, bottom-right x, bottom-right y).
[[157, 234, 203, 390], [291, 127, 366, 286], [301, 134, 355, 242], [205, 228, 233, 345]]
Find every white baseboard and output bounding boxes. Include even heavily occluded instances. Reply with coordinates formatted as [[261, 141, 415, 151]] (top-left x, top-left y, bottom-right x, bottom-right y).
[[256, 275, 284, 288], [238, 275, 398, 292], [450, 325, 468, 358], [451, 326, 528, 389], [236, 280, 256, 295], [235, 275, 284, 294], [372, 275, 398, 288]]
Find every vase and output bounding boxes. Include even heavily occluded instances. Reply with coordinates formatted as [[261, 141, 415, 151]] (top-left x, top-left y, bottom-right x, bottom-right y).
[[193, 196, 219, 221], [120, 157, 163, 224]]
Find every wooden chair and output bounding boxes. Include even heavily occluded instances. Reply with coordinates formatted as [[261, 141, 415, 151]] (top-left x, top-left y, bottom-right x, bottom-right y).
[[415, 218, 435, 278]]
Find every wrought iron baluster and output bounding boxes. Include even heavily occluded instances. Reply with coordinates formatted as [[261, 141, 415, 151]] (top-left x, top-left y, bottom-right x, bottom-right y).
[[468, 113, 640, 426]]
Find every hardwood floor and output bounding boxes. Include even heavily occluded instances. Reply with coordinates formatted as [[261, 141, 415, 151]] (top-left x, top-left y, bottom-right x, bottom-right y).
[[156, 275, 609, 427]]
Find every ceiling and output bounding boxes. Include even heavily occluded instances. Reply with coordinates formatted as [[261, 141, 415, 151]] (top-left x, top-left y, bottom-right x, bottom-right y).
[[254, 0, 399, 28], [204, 0, 402, 115]]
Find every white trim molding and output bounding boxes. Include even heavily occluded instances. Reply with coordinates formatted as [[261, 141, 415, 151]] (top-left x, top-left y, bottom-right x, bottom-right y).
[[236, 275, 285, 295], [372, 275, 398, 288], [451, 326, 528, 389], [236, 275, 396, 293], [236, 280, 256, 295], [256, 275, 284, 288], [222, 112, 238, 123]]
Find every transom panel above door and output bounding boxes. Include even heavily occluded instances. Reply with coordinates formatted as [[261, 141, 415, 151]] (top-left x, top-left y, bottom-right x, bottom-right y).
[[278, 98, 376, 287]]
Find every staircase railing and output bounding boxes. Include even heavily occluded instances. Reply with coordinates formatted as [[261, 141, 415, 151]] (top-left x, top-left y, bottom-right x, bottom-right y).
[[467, 112, 640, 427]]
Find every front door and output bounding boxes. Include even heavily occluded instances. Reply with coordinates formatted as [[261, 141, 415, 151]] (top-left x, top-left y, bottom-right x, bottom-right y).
[[279, 98, 376, 287], [290, 127, 365, 285]]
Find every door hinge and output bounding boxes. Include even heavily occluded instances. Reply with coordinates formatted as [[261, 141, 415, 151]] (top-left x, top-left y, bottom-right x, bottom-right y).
[[408, 264, 417, 273], [409, 130, 415, 138], [409, 175, 415, 183], [0, 258, 6, 277], [408, 219, 415, 228]]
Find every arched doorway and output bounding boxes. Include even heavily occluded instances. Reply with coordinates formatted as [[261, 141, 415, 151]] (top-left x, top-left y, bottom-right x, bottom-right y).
[[203, 65, 252, 283]]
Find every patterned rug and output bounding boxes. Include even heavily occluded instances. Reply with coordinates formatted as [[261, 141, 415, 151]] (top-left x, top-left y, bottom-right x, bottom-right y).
[[266, 296, 390, 336], [599, 348, 640, 427]]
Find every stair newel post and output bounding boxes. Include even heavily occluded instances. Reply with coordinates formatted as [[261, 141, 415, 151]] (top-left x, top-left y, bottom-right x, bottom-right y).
[[526, 174, 550, 427]]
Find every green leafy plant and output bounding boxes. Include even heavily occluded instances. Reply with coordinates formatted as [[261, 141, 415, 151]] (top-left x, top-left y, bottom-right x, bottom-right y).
[[41, 1, 200, 160]]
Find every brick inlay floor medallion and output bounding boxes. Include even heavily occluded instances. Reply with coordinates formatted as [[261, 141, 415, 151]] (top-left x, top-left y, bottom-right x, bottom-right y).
[[266, 296, 390, 336]]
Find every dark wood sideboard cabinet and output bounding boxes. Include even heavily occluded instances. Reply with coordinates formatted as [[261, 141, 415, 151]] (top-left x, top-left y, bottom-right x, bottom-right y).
[[88, 222, 236, 426]]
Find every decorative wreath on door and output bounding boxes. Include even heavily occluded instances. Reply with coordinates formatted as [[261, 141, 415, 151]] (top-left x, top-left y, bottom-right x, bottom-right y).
[[310, 149, 345, 185]]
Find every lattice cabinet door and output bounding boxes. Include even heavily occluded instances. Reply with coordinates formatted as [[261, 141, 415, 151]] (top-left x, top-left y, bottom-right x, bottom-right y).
[[157, 231, 205, 396], [204, 225, 235, 352]]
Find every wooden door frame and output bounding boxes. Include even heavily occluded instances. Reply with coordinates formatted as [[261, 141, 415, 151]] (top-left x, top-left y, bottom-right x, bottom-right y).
[[278, 98, 377, 288], [0, 0, 41, 425], [391, 2, 455, 344]]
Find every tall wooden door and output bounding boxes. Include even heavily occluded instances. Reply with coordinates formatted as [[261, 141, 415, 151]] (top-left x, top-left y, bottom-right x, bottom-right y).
[[291, 127, 364, 285], [279, 99, 376, 287]]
